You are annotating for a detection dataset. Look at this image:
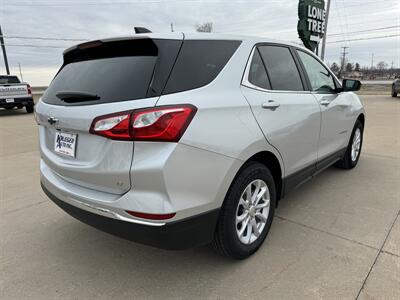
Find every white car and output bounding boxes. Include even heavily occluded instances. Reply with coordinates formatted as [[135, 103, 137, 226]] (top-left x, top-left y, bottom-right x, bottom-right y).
[[36, 33, 365, 259]]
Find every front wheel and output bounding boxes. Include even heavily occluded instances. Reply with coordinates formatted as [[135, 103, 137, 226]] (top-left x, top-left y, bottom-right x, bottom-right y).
[[336, 120, 363, 169], [392, 86, 398, 97], [212, 162, 276, 259]]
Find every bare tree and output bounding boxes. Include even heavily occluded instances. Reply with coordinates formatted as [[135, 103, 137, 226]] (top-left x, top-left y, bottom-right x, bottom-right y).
[[195, 22, 213, 32], [345, 62, 354, 73], [330, 62, 340, 75], [376, 61, 388, 73], [376, 61, 388, 77]]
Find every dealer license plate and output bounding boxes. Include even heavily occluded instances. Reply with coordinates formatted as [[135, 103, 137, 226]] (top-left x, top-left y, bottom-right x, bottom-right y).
[[54, 131, 77, 158]]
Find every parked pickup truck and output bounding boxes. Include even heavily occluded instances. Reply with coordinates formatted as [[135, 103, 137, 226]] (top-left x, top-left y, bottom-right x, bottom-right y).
[[0, 75, 34, 113]]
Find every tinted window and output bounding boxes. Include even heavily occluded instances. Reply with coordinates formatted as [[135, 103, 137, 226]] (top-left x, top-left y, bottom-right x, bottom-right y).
[[43, 39, 182, 106], [248, 49, 270, 89], [163, 40, 241, 94], [297, 50, 336, 93], [0, 76, 20, 84], [258, 46, 304, 91]]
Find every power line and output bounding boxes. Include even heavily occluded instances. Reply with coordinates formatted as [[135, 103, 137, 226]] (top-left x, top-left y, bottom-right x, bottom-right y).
[[0, 35, 88, 42], [3, 33, 399, 49], [1, 43, 66, 49], [328, 34, 400, 44], [329, 25, 400, 37], [2, 24, 398, 43], [3, 0, 296, 6]]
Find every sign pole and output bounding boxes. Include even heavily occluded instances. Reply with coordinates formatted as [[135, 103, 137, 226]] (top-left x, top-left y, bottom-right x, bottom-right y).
[[320, 0, 331, 60]]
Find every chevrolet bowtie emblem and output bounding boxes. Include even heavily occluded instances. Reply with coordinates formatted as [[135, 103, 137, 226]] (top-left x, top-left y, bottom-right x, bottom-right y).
[[47, 117, 59, 125]]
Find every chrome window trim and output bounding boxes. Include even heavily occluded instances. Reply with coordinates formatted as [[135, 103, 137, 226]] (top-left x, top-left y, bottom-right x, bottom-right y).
[[241, 46, 312, 95]]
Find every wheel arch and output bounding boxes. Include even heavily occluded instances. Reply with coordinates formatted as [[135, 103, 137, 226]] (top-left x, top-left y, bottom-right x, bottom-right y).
[[246, 151, 283, 203], [357, 113, 365, 127]]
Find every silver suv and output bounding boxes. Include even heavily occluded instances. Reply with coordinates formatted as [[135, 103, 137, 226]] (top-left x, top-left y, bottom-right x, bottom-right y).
[[36, 33, 365, 259]]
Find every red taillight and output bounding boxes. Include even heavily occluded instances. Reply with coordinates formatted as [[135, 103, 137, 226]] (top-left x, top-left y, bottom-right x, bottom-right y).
[[125, 210, 176, 220], [90, 111, 131, 140], [27, 84, 32, 96], [90, 105, 197, 142]]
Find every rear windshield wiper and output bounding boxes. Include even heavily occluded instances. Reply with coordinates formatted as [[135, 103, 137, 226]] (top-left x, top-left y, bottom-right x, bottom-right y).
[[56, 91, 100, 103]]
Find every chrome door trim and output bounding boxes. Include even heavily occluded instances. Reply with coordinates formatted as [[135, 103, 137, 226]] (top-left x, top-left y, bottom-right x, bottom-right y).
[[241, 46, 312, 95]]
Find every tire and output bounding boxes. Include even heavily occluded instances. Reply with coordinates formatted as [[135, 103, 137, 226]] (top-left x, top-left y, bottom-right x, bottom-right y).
[[336, 120, 363, 169], [392, 86, 398, 98], [26, 105, 34, 113], [212, 162, 276, 259]]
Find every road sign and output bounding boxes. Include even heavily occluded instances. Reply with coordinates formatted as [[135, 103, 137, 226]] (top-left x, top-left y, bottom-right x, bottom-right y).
[[298, 0, 326, 52]]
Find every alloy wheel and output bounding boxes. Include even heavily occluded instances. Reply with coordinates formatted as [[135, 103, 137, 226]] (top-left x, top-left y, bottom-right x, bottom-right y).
[[351, 128, 361, 161], [235, 179, 270, 244]]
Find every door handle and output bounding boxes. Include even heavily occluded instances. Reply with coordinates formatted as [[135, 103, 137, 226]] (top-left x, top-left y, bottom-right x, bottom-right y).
[[320, 99, 331, 106], [262, 100, 280, 110]]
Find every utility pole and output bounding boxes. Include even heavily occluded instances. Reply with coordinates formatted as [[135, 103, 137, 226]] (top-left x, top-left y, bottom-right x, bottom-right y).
[[339, 46, 348, 79], [170, 23, 174, 32], [0, 24, 10, 75], [390, 61, 394, 77], [371, 53, 374, 69], [18, 63, 23, 81], [320, 0, 331, 61]]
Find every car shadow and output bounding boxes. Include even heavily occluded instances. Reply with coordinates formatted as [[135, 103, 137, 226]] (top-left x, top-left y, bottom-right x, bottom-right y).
[[0, 108, 31, 117]]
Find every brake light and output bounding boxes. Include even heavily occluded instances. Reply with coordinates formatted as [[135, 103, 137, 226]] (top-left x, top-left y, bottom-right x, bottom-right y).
[[125, 210, 176, 220], [27, 84, 32, 96], [89, 105, 197, 142]]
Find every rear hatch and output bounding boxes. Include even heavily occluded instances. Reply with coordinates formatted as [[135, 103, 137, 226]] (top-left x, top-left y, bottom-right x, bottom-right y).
[[36, 35, 183, 194]]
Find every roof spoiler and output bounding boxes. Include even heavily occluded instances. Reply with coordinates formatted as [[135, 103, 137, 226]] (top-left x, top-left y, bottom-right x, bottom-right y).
[[134, 27, 152, 34]]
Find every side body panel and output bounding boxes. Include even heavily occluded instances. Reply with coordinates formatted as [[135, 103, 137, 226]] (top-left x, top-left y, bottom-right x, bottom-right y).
[[313, 92, 355, 160], [241, 87, 321, 176]]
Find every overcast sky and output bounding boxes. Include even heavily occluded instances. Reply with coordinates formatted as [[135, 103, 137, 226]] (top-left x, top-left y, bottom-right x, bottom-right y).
[[1, 0, 399, 85]]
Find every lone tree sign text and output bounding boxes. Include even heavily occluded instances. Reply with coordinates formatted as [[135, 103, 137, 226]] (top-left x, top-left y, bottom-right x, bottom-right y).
[[298, 0, 326, 52]]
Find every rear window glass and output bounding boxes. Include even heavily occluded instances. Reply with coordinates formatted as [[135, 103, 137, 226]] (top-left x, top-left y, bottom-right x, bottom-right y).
[[0, 76, 20, 84], [163, 40, 241, 94], [258, 46, 304, 91], [42, 39, 182, 106], [248, 49, 270, 90]]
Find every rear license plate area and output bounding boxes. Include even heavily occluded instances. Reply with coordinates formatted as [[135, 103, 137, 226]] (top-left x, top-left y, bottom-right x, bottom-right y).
[[54, 131, 77, 158]]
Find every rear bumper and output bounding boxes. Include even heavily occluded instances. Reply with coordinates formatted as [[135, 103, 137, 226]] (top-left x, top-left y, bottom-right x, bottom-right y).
[[0, 97, 34, 108], [41, 183, 220, 250]]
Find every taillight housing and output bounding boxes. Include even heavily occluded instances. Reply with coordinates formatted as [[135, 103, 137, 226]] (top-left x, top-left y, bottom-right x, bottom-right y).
[[27, 84, 32, 96], [89, 104, 197, 142]]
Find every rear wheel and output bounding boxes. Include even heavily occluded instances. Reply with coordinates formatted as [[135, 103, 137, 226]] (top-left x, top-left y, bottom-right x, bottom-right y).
[[26, 105, 34, 113], [336, 120, 363, 169], [212, 162, 276, 259], [392, 86, 398, 97]]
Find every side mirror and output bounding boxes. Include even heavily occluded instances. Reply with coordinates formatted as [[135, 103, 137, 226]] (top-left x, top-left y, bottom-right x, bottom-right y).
[[342, 79, 361, 92]]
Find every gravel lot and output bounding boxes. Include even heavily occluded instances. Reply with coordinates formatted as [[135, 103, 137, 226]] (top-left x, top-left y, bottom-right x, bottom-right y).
[[1, 95, 399, 299]]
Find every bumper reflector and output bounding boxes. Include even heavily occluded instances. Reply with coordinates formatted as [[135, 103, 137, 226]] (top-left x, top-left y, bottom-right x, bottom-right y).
[[126, 210, 176, 220]]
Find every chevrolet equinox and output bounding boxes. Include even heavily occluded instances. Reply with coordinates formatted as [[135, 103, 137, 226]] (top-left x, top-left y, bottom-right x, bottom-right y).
[[36, 33, 365, 259]]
